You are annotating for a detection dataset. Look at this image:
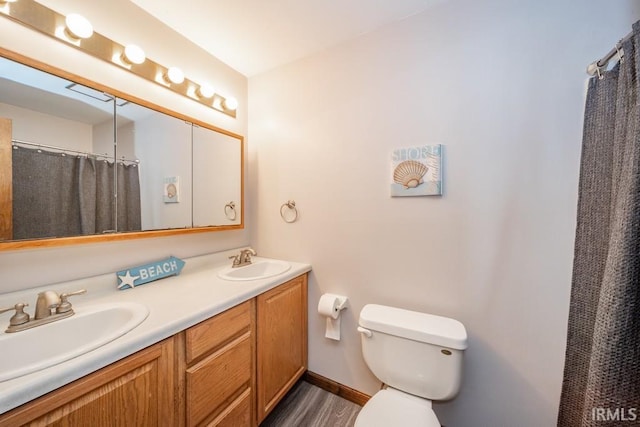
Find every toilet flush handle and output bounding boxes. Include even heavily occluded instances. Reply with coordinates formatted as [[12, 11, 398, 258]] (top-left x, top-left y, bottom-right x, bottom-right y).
[[357, 326, 372, 338]]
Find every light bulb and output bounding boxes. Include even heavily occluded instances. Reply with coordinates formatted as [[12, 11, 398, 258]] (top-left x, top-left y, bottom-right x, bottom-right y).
[[197, 84, 215, 99], [165, 66, 185, 84], [223, 96, 238, 111], [122, 44, 145, 65], [65, 13, 93, 40]]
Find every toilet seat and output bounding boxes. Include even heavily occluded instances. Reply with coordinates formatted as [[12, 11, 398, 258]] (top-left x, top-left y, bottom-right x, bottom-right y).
[[354, 388, 440, 427]]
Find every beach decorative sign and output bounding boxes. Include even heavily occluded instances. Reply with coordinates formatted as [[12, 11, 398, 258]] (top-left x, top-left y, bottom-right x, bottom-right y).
[[391, 144, 442, 197], [117, 256, 186, 290]]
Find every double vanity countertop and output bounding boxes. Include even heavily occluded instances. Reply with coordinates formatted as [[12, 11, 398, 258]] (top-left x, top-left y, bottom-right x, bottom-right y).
[[0, 249, 311, 414]]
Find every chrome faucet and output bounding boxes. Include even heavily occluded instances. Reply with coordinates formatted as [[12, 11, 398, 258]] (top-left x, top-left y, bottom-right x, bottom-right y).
[[229, 248, 257, 268], [0, 289, 86, 333]]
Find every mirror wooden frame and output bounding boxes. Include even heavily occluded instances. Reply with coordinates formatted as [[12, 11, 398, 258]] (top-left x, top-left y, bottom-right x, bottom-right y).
[[0, 47, 244, 252]]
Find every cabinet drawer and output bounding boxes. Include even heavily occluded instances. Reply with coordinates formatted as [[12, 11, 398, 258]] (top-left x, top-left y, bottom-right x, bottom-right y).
[[206, 388, 252, 427], [186, 333, 252, 426], [186, 300, 252, 364]]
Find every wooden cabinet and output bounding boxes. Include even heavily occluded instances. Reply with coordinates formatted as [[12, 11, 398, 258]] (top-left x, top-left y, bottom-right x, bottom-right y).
[[0, 118, 11, 241], [180, 299, 255, 427], [256, 274, 308, 423], [0, 337, 178, 427], [0, 273, 308, 427]]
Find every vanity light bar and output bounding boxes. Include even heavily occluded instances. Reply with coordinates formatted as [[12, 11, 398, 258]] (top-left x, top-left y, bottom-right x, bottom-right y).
[[197, 84, 215, 99], [122, 44, 146, 66], [64, 13, 93, 40], [164, 66, 185, 85], [0, 0, 237, 117], [224, 97, 239, 111]]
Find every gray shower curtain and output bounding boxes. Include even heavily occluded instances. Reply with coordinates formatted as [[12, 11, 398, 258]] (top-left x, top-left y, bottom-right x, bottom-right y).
[[557, 22, 640, 426], [12, 147, 141, 239]]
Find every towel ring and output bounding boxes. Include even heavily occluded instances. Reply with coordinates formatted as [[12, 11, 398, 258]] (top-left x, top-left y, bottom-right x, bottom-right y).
[[280, 200, 298, 223], [224, 201, 237, 221]]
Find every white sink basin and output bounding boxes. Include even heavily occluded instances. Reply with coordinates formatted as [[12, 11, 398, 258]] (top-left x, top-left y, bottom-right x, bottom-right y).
[[0, 301, 149, 382], [218, 260, 291, 281]]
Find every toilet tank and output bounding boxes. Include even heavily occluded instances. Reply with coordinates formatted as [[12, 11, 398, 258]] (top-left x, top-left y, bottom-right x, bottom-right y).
[[358, 304, 467, 400]]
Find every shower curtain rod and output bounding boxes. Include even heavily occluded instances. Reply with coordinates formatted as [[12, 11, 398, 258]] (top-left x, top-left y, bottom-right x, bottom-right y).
[[586, 31, 633, 76], [12, 139, 140, 164]]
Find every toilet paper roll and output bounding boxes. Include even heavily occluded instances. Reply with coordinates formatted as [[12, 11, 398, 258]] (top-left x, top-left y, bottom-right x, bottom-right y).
[[318, 294, 343, 319], [325, 317, 341, 340], [318, 293, 348, 341]]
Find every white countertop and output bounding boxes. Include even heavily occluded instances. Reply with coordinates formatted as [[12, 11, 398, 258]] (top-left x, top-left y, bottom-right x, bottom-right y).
[[0, 248, 311, 414]]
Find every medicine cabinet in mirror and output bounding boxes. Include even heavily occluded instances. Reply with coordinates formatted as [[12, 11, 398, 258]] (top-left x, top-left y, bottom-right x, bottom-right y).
[[0, 49, 243, 250]]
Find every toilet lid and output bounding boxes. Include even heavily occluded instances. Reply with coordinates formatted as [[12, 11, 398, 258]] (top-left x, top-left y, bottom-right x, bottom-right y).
[[355, 389, 440, 427]]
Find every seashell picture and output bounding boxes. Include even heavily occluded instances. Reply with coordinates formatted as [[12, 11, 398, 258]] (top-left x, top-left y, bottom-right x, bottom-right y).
[[390, 145, 442, 197], [163, 176, 180, 203], [393, 160, 428, 189]]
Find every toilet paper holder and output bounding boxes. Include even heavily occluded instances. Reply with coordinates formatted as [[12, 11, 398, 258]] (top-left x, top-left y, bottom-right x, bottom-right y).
[[318, 294, 349, 341], [332, 297, 348, 313]]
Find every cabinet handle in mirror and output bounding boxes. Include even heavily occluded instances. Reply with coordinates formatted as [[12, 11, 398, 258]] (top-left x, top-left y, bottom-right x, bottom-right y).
[[224, 201, 237, 221], [280, 200, 298, 223]]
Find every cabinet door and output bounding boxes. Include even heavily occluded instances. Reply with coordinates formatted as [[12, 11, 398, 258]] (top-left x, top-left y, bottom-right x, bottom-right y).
[[256, 274, 308, 423], [0, 337, 178, 427]]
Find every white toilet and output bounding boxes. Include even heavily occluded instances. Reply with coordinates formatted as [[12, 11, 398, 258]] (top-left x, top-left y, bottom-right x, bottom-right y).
[[355, 304, 468, 427]]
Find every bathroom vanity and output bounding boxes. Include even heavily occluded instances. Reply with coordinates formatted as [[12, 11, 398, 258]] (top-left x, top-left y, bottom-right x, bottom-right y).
[[0, 250, 310, 426]]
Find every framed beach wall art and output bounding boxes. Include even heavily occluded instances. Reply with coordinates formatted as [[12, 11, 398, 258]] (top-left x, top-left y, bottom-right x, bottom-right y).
[[163, 176, 180, 203], [391, 144, 442, 197]]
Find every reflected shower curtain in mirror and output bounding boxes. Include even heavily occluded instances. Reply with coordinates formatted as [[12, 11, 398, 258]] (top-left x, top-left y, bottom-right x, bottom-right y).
[[12, 147, 141, 239], [117, 162, 142, 232], [557, 22, 640, 426]]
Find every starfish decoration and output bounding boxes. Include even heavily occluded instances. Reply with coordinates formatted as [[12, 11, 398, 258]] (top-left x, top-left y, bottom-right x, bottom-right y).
[[117, 271, 140, 290]]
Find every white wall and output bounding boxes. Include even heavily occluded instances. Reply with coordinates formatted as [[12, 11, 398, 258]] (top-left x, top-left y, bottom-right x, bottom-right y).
[[0, 0, 248, 293], [192, 126, 243, 227], [93, 118, 117, 157], [0, 102, 93, 151], [249, 1, 639, 426], [135, 112, 193, 230]]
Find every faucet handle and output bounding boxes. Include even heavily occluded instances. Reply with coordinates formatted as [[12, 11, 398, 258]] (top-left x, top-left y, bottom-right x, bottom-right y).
[[0, 303, 30, 326], [229, 255, 241, 266], [241, 248, 256, 262], [57, 289, 87, 314]]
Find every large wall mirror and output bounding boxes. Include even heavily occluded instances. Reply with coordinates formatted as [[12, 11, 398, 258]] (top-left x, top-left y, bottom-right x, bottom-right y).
[[0, 50, 243, 250]]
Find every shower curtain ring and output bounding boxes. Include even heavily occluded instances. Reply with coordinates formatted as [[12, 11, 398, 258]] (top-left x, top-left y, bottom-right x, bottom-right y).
[[596, 67, 603, 80], [615, 43, 624, 64]]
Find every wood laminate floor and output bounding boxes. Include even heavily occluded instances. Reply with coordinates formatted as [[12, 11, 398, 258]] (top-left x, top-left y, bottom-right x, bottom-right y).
[[261, 381, 362, 427]]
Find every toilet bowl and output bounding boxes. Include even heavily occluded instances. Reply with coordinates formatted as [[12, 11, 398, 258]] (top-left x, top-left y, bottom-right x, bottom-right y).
[[355, 304, 467, 427], [355, 388, 440, 427]]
